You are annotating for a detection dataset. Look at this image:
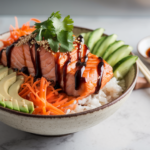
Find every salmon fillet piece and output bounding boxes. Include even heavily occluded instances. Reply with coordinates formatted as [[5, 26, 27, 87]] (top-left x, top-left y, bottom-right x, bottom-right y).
[[0, 40, 113, 97], [60, 46, 113, 97]]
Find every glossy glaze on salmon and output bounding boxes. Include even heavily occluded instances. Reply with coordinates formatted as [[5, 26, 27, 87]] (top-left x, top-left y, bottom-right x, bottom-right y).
[[0, 34, 113, 97]]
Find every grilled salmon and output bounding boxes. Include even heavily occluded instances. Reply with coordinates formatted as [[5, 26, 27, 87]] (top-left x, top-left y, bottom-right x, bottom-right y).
[[0, 34, 113, 97]]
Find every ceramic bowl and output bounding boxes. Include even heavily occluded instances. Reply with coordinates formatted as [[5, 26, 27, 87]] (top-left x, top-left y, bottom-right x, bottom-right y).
[[0, 26, 139, 136], [137, 36, 150, 63]]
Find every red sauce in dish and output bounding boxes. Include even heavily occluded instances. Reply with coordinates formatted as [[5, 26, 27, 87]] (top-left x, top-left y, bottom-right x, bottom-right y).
[[146, 48, 150, 57]]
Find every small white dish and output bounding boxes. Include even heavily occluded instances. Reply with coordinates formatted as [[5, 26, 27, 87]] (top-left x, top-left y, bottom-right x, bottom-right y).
[[138, 36, 150, 63]]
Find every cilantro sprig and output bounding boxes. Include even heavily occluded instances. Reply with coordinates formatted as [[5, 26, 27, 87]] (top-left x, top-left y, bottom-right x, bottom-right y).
[[33, 11, 74, 52]]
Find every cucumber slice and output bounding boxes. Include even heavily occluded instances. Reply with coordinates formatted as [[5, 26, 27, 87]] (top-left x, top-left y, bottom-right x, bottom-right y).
[[79, 33, 86, 41], [103, 40, 124, 60], [95, 34, 117, 57], [106, 45, 133, 67], [92, 36, 107, 54], [77, 33, 86, 44], [113, 55, 138, 79], [87, 28, 104, 50], [84, 32, 92, 45]]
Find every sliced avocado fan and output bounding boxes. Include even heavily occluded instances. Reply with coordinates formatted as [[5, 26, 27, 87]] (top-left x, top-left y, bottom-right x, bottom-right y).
[[8, 75, 34, 113], [0, 66, 34, 114], [0, 72, 19, 111]]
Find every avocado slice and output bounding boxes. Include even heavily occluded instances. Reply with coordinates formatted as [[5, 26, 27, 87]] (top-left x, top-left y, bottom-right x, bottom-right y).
[[9, 75, 34, 113], [0, 72, 19, 110], [8, 68, 14, 74], [0, 67, 8, 107], [0, 67, 8, 81], [0, 65, 4, 69], [0, 95, 5, 107]]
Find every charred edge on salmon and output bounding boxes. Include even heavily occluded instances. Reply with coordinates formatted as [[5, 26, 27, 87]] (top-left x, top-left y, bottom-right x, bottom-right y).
[[63, 52, 71, 91], [6, 41, 18, 68], [95, 57, 104, 94], [28, 40, 36, 71]]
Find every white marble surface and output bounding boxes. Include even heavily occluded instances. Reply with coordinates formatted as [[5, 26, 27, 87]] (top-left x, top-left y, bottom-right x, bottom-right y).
[[0, 16, 150, 150]]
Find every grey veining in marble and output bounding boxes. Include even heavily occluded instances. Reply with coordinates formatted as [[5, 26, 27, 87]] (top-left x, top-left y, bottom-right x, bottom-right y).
[[0, 16, 150, 150]]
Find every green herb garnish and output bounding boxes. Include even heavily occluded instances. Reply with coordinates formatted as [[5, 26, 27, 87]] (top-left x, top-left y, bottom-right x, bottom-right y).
[[33, 11, 74, 52]]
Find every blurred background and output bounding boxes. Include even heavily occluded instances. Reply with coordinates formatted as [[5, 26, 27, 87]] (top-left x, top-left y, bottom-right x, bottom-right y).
[[1, 0, 150, 56], [0, 0, 150, 16]]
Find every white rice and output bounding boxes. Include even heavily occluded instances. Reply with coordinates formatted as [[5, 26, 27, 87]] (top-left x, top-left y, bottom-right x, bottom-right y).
[[69, 77, 125, 114]]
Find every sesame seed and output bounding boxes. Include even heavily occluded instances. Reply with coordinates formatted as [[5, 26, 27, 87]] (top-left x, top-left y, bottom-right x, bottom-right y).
[[20, 78, 24, 80], [23, 104, 27, 107]]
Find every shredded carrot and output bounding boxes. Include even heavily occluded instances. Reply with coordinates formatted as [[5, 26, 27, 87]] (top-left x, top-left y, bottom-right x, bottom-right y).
[[15, 16, 19, 29], [0, 16, 41, 49], [18, 72, 78, 115], [59, 100, 76, 108], [30, 18, 41, 23], [20, 90, 30, 98]]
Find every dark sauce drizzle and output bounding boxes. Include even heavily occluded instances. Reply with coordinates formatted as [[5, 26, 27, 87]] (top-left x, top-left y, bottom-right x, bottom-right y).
[[0, 49, 4, 63], [94, 57, 104, 94], [13, 68, 19, 72], [75, 35, 90, 90], [34, 43, 42, 80], [21, 67, 30, 76], [146, 48, 150, 57], [54, 52, 61, 89], [63, 53, 71, 91]]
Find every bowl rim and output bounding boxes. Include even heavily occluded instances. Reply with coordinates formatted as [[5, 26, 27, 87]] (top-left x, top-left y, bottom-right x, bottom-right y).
[[137, 36, 150, 60], [0, 26, 139, 118]]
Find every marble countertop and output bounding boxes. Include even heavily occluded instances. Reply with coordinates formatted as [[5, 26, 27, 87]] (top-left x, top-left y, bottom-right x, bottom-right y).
[[0, 16, 150, 150]]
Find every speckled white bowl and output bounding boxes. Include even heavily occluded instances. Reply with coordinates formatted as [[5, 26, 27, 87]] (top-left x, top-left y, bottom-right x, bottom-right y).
[[137, 36, 150, 63], [0, 27, 139, 136]]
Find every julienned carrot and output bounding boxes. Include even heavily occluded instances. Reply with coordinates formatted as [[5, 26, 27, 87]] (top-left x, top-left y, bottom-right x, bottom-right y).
[[0, 17, 36, 48], [30, 18, 41, 23], [19, 74, 78, 115], [19, 86, 28, 95], [59, 100, 76, 108], [20, 90, 30, 98], [15, 16, 19, 29], [22, 83, 45, 105], [46, 102, 65, 115], [53, 98, 68, 107]]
